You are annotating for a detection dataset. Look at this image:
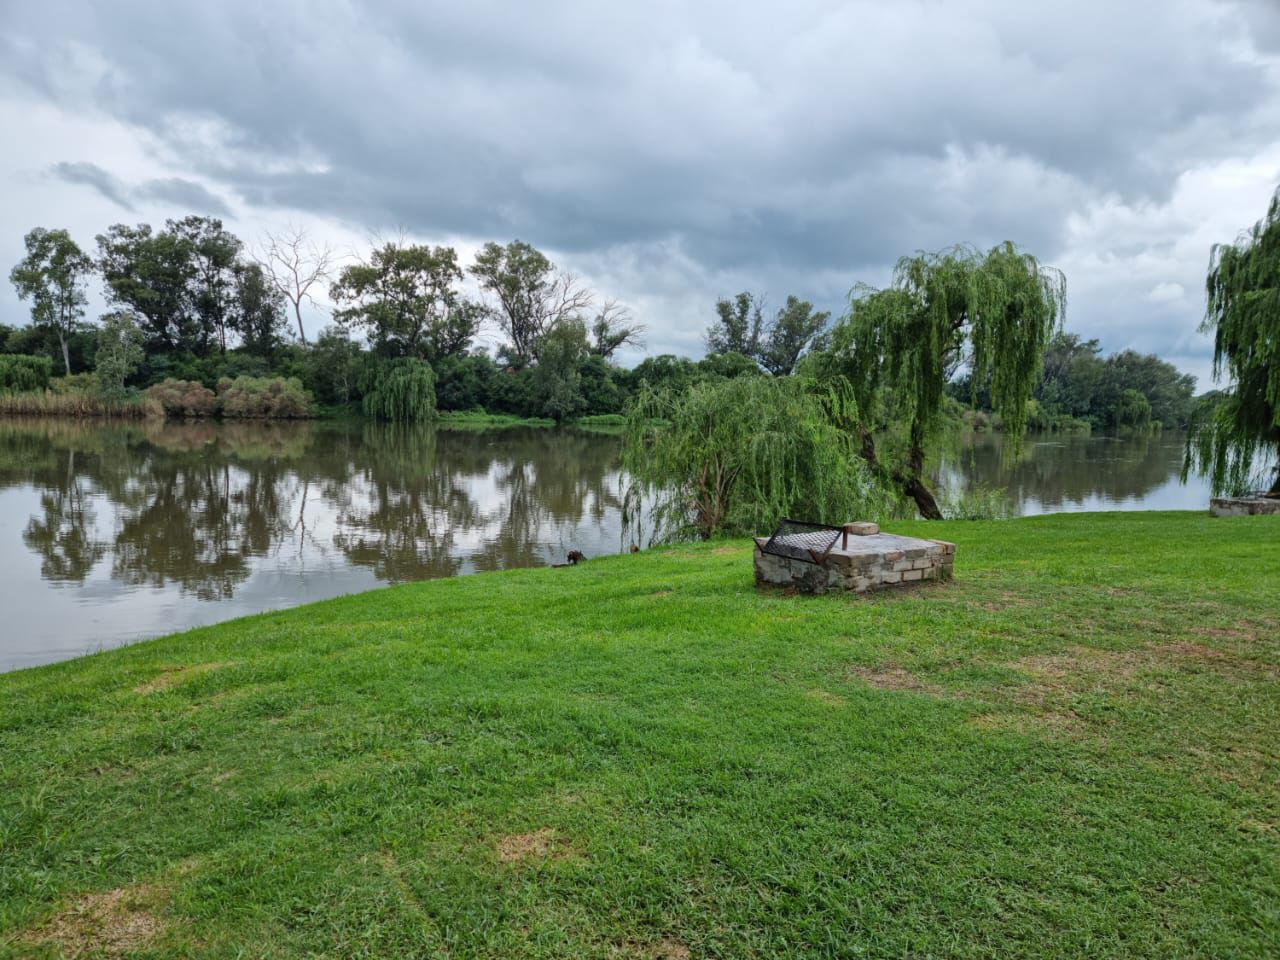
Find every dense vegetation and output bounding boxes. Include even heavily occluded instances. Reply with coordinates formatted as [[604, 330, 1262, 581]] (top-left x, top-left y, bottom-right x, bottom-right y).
[[1184, 186, 1280, 496], [4, 217, 1202, 440], [1, 513, 1276, 957], [952, 332, 1199, 434]]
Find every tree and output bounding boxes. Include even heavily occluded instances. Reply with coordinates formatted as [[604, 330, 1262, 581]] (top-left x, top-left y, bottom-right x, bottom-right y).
[[255, 227, 335, 346], [622, 376, 883, 542], [706, 292, 764, 358], [1184, 186, 1280, 496], [331, 242, 479, 362], [360, 357, 436, 421], [95, 312, 145, 398], [9, 227, 95, 375], [590, 300, 645, 360], [96, 223, 197, 354], [532, 319, 590, 421], [231, 263, 288, 358], [827, 242, 1066, 518], [169, 216, 242, 354], [470, 240, 592, 362], [758, 295, 830, 375]]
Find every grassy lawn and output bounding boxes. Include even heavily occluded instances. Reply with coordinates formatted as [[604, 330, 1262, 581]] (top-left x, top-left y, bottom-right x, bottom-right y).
[[1, 512, 1277, 958]]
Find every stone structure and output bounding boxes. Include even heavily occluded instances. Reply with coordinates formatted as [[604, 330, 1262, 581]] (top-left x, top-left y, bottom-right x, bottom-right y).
[[1210, 496, 1280, 517], [753, 526, 955, 594]]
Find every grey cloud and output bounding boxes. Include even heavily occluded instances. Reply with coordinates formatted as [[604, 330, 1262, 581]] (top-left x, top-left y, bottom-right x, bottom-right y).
[[5, 1, 1280, 367], [48, 161, 231, 217], [134, 177, 232, 216], [48, 161, 134, 210]]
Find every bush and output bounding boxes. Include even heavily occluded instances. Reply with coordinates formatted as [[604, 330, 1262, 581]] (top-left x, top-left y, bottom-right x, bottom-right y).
[[217, 376, 315, 419], [48, 373, 102, 395], [361, 357, 436, 422], [144, 379, 219, 418], [0, 354, 53, 394], [623, 376, 888, 542]]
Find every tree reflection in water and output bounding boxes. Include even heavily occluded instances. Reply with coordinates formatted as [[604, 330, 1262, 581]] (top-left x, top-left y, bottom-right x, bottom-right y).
[[0, 417, 627, 602]]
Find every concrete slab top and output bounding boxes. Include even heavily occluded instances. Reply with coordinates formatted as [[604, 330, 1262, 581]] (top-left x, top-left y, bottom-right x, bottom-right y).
[[754, 530, 952, 559]]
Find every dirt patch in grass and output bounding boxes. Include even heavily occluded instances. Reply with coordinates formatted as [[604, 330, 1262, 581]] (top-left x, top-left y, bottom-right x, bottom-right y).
[[1013, 641, 1276, 689], [967, 710, 1083, 736], [135, 661, 236, 694], [610, 938, 691, 959], [804, 688, 848, 707], [496, 828, 570, 863], [710, 545, 741, 556], [23, 883, 168, 958], [847, 665, 950, 698]]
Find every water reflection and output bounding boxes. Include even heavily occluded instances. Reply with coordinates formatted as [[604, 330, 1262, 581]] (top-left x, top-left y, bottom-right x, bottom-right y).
[[935, 431, 1211, 514], [0, 418, 628, 670], [0, 420, 1212, 670]]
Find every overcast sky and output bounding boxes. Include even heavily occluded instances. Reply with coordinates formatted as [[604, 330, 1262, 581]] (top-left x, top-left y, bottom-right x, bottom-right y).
[[3, 0, 1279, 383]]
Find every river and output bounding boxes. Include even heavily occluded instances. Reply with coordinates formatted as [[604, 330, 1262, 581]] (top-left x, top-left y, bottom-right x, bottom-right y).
[[0, 418, 1211, 670]]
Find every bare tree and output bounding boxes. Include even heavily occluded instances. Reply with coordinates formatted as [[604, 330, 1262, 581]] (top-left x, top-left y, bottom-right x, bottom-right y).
[[255, 227, 335, 346], [590, 299, 646, 360]]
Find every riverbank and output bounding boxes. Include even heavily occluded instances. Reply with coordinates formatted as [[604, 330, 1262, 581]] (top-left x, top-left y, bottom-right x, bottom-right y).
[[2, 512, 1277, 957]]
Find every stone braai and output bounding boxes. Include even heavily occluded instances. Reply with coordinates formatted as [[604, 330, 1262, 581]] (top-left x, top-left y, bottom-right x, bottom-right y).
[[753, 521, 955, 594]]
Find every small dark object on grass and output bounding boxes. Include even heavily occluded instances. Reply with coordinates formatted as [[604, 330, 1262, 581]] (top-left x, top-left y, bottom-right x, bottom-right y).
[[567, 550, 586, 565], [630, 544, 640, 553]]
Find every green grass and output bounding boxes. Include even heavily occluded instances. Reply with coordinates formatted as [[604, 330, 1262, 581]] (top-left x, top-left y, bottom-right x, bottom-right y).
[[1, 513, 1277, 958], [437, 411, 557, 429]]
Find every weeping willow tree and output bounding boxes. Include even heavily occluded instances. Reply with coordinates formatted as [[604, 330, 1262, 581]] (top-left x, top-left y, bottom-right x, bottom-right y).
[[361, 357, 437, 422], [824, 242, 1066, 518], [1183, 187, 1280, 497], [621, 376, 888, 543]]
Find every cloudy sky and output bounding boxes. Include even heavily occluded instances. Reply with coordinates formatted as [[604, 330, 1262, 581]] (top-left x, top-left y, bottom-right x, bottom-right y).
[[2, 0, 1279, 383]]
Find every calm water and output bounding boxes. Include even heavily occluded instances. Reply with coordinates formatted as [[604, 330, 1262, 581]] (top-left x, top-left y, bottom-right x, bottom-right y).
[[0, 419, 1211, 671]]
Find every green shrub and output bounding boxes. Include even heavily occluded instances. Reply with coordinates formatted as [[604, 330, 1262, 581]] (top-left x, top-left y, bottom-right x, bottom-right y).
[[217, 376, 315, 419], [361, 357, 436, 422], [623, 376, 889, 542], [939, 483, 1013, 520], [0, 354, 53, 394], [144, 379, 219, 418], [48, 373, 101, 395]]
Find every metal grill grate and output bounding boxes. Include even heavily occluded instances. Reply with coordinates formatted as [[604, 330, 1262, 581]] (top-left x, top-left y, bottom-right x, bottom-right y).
[[760, 519, 842, 566]]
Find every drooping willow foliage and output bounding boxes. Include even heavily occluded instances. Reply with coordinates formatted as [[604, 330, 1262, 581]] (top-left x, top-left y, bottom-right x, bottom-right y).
[[361, 357, 437, 422], [621, 376, 889, 543], [827, 242, 1066, 518], [1184, 187, 1280, 496]]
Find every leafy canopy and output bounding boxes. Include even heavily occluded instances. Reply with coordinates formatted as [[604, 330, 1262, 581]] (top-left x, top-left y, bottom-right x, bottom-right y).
[[9, 227, 94, 375], [1184, 186, 1280, 495], [622, 376, 886, 542], [827, 242, 1065, 517], [331, 242, 479, 363]]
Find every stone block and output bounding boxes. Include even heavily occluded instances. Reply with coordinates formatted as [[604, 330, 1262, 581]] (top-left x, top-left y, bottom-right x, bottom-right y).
[[903, 568, 923, 581]]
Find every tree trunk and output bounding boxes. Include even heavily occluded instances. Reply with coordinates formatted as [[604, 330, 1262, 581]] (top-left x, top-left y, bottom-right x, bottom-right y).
[[856, 425, 945, 519], [295, 302, 307, 346], [59, 333, 71, 376], [900, 473, 944, 519]]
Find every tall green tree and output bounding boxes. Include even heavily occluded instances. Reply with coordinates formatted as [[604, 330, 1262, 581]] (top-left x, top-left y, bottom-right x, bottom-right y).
[[96, 223, 197, 354], [470, 240, 591, 362], [532, 319, 590, 421], [706, 292, 764, 359], [759, 296, 830, 375], [95, 312, 145, 398], [826, 242, 1066, 518], [231, 263, 288, 358], [9, 227, 95, 375], [1184, 187, 1280, 495], [170, 216, 242, 354], [331, 242, 479, 362], [589, 300, 645, 361]]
